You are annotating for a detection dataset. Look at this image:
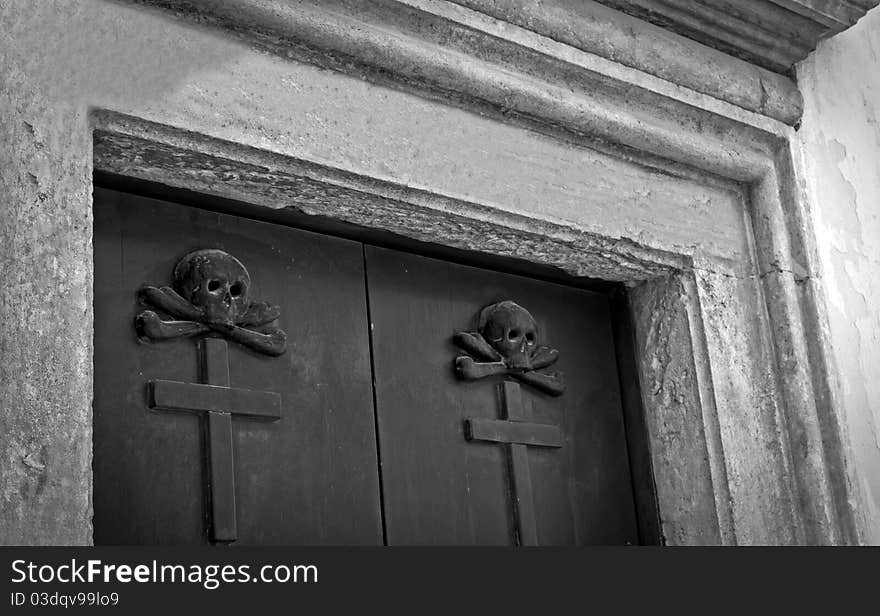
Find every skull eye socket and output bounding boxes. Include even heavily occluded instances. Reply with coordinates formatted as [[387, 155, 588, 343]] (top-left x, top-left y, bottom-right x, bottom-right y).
[[525, 332, 536, 344], [207, 279, 222, 293], [508, 329, 521, 341], [230, 282, 244, 298]]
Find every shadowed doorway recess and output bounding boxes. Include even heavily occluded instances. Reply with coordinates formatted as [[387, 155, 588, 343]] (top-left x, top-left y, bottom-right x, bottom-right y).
[[92, 185, 653, 546]]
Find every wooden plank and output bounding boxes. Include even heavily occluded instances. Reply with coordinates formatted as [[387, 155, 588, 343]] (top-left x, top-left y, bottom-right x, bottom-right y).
[[453, 0, 804, 120], [465, 418, 562, 448], [149, 380, 282, 418]]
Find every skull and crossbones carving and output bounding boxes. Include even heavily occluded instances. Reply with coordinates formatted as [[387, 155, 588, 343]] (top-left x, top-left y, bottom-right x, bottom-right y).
[[453, 300, 565, 396], [135, 249, 287, 357]]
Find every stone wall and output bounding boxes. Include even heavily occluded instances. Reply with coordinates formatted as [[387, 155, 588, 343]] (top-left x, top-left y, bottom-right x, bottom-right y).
[[0, 0, 252, 544], [797, 6, 880, 544], [0, 0, 868, 544]]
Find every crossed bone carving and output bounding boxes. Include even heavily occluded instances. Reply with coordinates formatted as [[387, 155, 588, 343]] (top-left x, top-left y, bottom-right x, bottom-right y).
[[453, 300, 565, 396], [135, 249, 287, 357]]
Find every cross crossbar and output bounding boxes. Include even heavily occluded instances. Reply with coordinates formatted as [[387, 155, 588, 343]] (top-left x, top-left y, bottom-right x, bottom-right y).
[[465, 418, 562, 448]]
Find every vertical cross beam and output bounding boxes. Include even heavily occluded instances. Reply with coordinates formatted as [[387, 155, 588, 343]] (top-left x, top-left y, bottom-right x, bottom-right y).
[[504, 382, 540, 547], [464, 380, 563, 546], [148, 338, 282, 544], [202, 338, 237, 543], [465, 381, 562, 545]]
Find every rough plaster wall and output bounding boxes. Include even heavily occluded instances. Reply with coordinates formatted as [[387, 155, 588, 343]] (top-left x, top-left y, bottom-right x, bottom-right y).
[[797, 7, 880, 543], [0, 69, 92, 545]]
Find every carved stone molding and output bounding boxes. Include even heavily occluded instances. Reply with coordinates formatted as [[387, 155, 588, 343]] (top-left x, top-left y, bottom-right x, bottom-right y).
[[121, 0, 879, 126], [593, 0, 880, 72], [124, 0, 803, 127]]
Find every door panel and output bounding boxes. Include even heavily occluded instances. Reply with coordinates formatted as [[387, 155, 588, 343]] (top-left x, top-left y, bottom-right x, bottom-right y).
[[365, 246, 639, 545], [93, 186, 643, 546], [93, 188, 383, 545]]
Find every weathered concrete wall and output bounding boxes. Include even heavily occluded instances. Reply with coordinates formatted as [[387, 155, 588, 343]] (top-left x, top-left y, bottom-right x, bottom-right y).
[[0, 70, 92, 545], [797, 6, 880, 544]]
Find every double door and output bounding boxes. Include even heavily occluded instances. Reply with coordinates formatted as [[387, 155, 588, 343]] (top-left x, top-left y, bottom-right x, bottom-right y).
[[93, 186, 641, 545]]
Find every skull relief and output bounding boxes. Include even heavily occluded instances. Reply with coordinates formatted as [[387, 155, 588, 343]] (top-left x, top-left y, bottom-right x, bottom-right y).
[[479, 301, 538, 370], [173, 249, 251, 327], [136, 248, 286, 356], [453, 300, 564, 396]]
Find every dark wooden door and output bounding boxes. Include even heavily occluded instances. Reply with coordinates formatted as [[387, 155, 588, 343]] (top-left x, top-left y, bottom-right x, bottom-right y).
[[365, 247, 638, 545], [93, 188, 383, 544], [93, 187, 642, 545]]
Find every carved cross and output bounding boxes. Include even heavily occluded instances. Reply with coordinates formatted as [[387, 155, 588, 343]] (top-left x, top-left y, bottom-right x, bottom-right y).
[[149, 338, 282, 543], [464, 381, 562, 546]]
